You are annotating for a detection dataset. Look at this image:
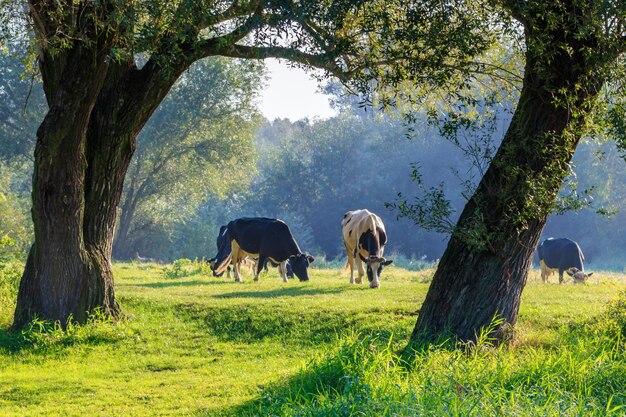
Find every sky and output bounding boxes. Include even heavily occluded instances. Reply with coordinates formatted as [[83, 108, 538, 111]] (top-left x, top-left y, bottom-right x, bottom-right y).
[[258, 59, 337, 121]]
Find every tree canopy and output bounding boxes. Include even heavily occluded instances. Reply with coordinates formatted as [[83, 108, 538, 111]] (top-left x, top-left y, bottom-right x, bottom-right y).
[[113, 57, 264, 259]]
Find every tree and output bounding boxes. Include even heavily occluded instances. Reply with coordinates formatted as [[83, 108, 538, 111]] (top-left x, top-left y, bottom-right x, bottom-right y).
[[408, 0, 626, 343], [112, 57, 262, 260], [6, 0, 490, 328]]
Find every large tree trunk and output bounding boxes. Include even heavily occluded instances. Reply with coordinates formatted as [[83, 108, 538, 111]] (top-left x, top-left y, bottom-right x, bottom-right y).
[[13, 49, 183, 328], [13, 45, 115, 327], [411, 31, 603, 343]]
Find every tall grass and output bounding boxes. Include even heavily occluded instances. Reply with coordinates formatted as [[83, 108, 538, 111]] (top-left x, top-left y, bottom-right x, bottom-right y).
[[232, 293, 626, 417]]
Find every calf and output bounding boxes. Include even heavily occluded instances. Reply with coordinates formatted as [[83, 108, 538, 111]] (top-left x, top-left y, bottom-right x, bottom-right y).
[[264, 258, 294, 279], [537, 238, 593, 283], [342, 209, 392, 288]]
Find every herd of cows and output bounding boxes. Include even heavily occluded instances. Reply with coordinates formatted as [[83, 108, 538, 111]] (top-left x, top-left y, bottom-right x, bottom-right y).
[[204, 209, 594, 288], [208, 209, 392, 288]]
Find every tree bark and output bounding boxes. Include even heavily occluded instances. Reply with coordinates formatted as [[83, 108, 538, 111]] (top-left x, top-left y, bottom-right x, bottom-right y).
[[13, 44, 114, 327], [13, 51, 184, 328], [411, 26, 603, 344]]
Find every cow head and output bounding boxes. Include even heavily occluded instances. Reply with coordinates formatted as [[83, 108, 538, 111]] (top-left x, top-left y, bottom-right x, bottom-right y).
[[208, 258, 223, 277], [566, 267, 593, 283], [359, 254, 393, 288], [211, 254, 231, 277], [289, 253, 314, 281]]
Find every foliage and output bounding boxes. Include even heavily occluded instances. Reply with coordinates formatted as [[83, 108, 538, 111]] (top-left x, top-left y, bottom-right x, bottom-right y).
[[0, 51, 46, 165], [111, 57, 264, 259], [586, 291, 626, 345], [0, 167, 32, 261], [162, 258, 211, 279], [15, 310, 133, 353], [0, 261, 21, 326], [123, 111, 626, 267]]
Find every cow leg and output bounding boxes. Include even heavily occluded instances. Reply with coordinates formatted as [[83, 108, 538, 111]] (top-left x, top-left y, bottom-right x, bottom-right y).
[[344, 242, 356, 284], [231, 241, 243, 283], [355, 252, 364, 284], [346, 251, 356, 284], [278, 260, 289, 283], [252, 258, 261, 281], [558, 269, 564, 284], [227, 264, 232, 279], [540, 261, 546, 283], [254, 256, 265, 282]]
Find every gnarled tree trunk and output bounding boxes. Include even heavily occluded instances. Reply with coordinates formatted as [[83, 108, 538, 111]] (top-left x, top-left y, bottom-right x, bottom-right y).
[[13, 43, 117, 327], [13, 50, 183, 328], [411, 26, 603, 344]]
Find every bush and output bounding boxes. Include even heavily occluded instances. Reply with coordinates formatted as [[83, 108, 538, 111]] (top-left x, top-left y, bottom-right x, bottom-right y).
[[0, 261, 22, 325], [587, 291, 626, 346], [162, 258, 211, 278], [11, 309, 134, 353]]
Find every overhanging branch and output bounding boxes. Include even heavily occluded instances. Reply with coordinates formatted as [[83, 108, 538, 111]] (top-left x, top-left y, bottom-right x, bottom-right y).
[[207, 44, 349, 80]]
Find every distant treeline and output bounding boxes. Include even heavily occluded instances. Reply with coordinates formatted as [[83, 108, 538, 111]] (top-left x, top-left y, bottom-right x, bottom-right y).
[[2, 53, 626, 270], [165, 111, 626, 270]]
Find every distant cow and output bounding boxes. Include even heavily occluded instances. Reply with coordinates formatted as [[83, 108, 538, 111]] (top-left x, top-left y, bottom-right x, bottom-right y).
[[537, 238, 593, 284], [342, 209, 393, 288], [213, 217, 314, 282]]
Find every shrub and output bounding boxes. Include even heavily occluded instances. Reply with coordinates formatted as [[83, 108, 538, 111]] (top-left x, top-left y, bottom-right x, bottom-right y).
[[162, 257, 211, 278], [0, 261, 22, 325], [14, 309, 133, 353]]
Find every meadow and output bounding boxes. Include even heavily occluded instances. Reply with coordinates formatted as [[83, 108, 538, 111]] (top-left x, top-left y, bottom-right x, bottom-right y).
[[1, 262, 625, 416]]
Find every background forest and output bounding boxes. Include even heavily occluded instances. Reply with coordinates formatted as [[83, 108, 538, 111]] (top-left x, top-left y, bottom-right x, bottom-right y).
[[2, 54, 626, 270]]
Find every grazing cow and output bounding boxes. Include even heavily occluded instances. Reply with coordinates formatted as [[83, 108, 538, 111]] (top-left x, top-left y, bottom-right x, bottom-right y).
[[209, 226, 232, 277], [537, 238, 593, 284], [342, 209, 393, 288], [213, 217, 314, 283], [209, 225, 257, 278]]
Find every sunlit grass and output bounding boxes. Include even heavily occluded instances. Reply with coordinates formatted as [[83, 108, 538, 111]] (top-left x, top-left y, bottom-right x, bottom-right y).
[[0, 262, 624, 416]]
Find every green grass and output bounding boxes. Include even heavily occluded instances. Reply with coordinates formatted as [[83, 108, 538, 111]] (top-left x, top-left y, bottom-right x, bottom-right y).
[[0, 263, 625, 416]]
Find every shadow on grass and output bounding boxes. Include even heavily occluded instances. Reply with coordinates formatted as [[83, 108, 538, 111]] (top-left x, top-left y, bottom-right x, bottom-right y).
[[0, 326, 28, 353], [0, 316, 131, 355], [177, 300, 361, 345], [198, 334, 407, 417], [214, 286, 346, 299], [118, 279, 218, 289]]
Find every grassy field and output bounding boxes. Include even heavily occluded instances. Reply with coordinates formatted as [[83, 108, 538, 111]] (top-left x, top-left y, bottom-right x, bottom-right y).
[[0, 262, 625, 416]]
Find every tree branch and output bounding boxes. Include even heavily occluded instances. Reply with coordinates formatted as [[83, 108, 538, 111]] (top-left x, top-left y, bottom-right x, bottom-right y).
[[196, 0, 262, 29], [494, 0, 528, 26], [203, 43, 348, 80]]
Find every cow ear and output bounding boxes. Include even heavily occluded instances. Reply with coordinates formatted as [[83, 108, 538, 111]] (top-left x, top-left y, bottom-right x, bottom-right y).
[[566, 270, 574, 276], [358, 254, 367, 262], [587, 272, 593, 277], [289, 255, 296, 260], [383, 259, 393, 266], [307, 255, 315, 263]]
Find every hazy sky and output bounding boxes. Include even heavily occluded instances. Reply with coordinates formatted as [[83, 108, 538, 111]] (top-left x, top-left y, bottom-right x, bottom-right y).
[[259, 59, 337, 121]]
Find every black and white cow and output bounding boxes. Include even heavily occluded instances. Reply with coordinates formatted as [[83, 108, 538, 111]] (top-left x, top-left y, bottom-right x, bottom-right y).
[[209, 225, 231, 277], [341, 209, 393, 288], [213, 217, 314, 282], [537, 238, 593, 284]]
